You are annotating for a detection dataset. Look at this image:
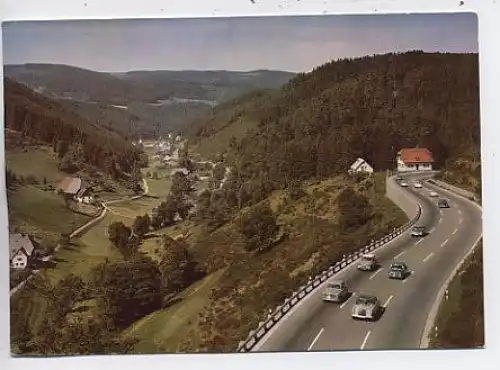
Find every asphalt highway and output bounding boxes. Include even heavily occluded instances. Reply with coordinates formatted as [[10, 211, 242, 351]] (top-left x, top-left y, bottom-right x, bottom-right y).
[[253, 173, 482, 352]]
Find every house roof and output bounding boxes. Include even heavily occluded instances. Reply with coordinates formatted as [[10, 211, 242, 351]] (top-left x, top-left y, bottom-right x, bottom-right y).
[[350, 157, 371, 171], [397, 148, 434, 164], [9, 233, 35, 260], [56, 177, 82, 195]]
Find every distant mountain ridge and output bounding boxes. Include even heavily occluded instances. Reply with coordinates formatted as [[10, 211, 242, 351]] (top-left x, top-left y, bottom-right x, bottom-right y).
[[4, 63, 295, 138], [4, 63, 295, 104]]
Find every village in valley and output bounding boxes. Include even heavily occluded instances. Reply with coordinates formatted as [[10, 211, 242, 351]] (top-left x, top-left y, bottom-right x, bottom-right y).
[[3, 14, 482, 356]]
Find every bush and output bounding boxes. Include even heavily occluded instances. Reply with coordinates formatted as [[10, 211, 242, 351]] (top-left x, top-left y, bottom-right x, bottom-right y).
[[336, 187, 373, 231], [238, 202, 278, 252]]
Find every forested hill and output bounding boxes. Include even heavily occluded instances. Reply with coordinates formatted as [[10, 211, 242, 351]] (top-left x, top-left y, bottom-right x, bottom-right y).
[[3, 77, 140, 177], [187, 51, 480, 184]]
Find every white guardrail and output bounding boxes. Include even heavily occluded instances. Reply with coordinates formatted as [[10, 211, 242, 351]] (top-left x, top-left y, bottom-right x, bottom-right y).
[[237, 177, 422, 352]]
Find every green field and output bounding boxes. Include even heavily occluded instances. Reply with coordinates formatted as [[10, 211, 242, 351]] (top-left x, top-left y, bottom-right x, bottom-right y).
[[6, 146, 67, 185], [7, 186, 92, 242]]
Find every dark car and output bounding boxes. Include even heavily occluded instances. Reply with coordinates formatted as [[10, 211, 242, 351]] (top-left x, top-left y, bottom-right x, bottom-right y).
[[410, 226, 428, 237], [438, 199, 450, 208], [388, 262, 410, 280]]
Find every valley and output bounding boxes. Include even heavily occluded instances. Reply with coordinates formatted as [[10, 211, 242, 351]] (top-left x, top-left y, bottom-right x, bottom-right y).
[[5, 50, 482, 355]]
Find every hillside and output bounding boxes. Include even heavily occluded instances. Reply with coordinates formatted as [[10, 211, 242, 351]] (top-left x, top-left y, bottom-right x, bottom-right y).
[[4, 78, 144, 244], [186, 51, 480, 177], [4, 64, 296, 138], [4, 77, 140, 176]]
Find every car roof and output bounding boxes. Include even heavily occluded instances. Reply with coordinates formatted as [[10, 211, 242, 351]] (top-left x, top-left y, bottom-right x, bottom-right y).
[[363, 253, 375, 258], [357, 294, 377, 300], [328, 280, 344, 286], [391, 262, 406, 267]]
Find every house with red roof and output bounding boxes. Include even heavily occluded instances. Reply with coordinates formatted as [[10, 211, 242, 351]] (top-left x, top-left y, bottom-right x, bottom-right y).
[[396, 147, 434, 172]]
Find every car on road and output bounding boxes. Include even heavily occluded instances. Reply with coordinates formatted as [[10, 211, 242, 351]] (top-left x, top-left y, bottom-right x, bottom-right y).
[[413, 181, 423, 188], [395, 175, 403, 180], [357, 253, 379, 271], [351, 294, 383, 321], [400, 180, 409, 187], [322, 280, 350, 303], [410, 225, 429, 237], [438, 198, 450, 208], [388, 261, 410, 280], [429, 191, 438, 197]]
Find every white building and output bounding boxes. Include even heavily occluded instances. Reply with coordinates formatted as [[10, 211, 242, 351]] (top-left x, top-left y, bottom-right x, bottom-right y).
[[396, 148, 434, 172], [348, 158, 374, 175], [9, 234, 36, 269]]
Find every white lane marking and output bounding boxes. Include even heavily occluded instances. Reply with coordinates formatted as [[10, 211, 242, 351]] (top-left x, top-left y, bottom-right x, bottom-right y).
[[429, 227, 435, 233], [369, 268, 383, 280], [415, 239, 423, 245], [452, 228, 458, 235], [440, 210, 443, 215], [459, 218, 463, 224], [340, 292, 356, 309], [360, 330, 371, 350], [423, 252, 434, 263], [394, 250, 405, 259], [383, 295, 394, 308], [440, 239, 449, 248], [438, 218, 442, 224], [458, 209, 462, 215], [307, 328, 324, 351]]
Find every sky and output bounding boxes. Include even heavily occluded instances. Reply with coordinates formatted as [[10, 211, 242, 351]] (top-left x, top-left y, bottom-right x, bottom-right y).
[[1, 13, 478, 73]]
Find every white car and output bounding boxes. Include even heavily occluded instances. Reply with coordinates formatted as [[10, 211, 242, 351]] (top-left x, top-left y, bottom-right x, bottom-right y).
[[357, 253, 379, 271], [413, 181, 423, 188], [429, 191, 438, 197], [400, 181, 409, 187]]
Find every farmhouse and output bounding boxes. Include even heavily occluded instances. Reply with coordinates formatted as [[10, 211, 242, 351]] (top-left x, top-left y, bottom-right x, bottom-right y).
[[75, 187, 95, 204], [56, 176, 95, 204], [9, 233, 37, 269], [56, 176, 82, 196], [396, 148, 434, 172], [348, 158, 374, 175]]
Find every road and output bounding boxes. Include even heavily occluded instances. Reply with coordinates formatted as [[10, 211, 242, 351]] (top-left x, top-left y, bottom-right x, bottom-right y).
[[253, 173, 482, 352]]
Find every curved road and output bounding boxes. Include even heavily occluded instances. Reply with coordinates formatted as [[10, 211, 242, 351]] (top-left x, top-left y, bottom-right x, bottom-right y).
[[253, 173, 482, 352]]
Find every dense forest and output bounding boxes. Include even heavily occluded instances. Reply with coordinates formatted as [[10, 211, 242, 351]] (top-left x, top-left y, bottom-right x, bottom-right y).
[[3, 78, 142, 178], [5, 64, 295, 138], [187, 51, 480, 191]]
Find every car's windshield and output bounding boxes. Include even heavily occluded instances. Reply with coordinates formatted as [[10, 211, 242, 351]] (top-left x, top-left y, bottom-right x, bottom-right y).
[[391, 264, 404, 270], [356, 296, 375, 305], [362, 255, 374, 261], [328, 283, 342, 289]]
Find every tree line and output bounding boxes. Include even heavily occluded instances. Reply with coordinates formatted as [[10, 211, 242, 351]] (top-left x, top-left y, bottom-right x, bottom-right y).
[[4, 78, 143, 179]]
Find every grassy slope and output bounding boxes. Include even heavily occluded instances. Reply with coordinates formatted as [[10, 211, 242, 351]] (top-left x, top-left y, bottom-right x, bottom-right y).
[[122, 269, 226, 352], [121, 172, 407, 352], [9, 150, 172, 343], [430, 242, 484, 348], [6, 146, 93, 242]]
